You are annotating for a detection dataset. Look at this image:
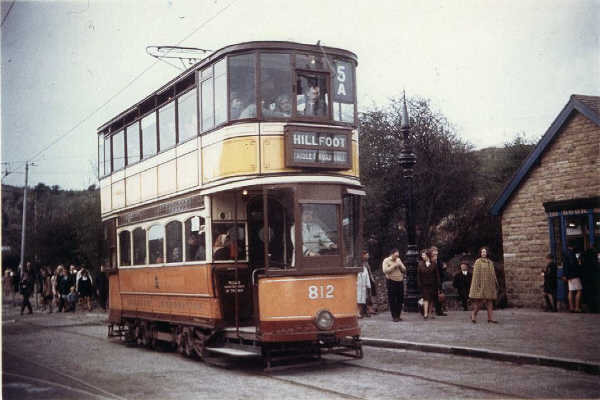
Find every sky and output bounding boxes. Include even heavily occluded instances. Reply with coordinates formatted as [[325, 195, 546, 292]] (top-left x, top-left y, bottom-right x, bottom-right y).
[[1, 0, 598, 190]]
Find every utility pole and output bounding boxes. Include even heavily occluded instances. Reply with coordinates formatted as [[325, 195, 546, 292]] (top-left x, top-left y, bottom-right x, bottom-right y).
[[19, 161, 34, 274]]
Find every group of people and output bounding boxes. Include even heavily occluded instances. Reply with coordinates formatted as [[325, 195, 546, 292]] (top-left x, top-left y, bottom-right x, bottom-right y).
[[2, 263, 108, 316], [356, 246, 501, 324], [542, 246, 599, 313]]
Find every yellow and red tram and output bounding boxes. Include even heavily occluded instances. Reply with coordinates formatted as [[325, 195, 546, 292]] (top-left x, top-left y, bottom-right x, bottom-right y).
[[97, 41, 363, 367]]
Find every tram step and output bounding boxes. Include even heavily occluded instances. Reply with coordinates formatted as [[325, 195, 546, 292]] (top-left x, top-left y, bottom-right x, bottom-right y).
[[205, 347, 260, 357]]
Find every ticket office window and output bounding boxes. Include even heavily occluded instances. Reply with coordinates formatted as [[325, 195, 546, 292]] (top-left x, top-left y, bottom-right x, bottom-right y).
[[212, 222, 247, 261]]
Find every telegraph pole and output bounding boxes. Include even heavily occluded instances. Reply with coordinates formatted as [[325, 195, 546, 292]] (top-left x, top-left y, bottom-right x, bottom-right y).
[[19, 161, 34, 274]]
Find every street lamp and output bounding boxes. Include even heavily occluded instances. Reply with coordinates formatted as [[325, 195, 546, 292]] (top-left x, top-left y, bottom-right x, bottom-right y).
[[398, 93, 419, 312]]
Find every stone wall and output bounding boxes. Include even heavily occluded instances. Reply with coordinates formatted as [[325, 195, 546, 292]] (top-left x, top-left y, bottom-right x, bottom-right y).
[[501, 112, 600, 307]]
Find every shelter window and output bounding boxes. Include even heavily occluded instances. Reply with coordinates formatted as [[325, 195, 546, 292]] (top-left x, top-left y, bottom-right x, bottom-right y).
[[112, 130, 125, 171], [133, 227, 146, 265], [260, 53, 292, 119], [332, 60, 355, 123], [214, 59, 227, 126], [201, 68, 214, 132], [296, 72, 329, 118], [148, 225, 164, 264], [185, 216, 206, 262], [166, 221, 182, 263], [126, 121, 140, 165], [343, 195, 360, 267], [158, 101, 176, 151], [178, 89, 197, 142], [212, 222, 246, 261], [229, 53, 256, 120], [300, 204, 338, 257], [104, 135, 111, 175], [141, 112, 157, 159], [119, 230, 131, 267]]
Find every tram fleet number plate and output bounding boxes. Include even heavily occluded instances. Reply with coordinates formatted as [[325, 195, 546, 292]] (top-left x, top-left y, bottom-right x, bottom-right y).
[[285, 127, 352, 169]]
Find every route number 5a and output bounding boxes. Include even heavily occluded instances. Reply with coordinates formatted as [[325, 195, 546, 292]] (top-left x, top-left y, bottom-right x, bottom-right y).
[[308, 285, 334, 299]]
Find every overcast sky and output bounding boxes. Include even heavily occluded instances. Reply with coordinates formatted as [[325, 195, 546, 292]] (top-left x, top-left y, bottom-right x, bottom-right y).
[[1, 0, 598, 190]]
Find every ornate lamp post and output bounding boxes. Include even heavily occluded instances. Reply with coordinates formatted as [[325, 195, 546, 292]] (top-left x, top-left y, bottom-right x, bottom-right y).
[[398, 93, 419, 312]]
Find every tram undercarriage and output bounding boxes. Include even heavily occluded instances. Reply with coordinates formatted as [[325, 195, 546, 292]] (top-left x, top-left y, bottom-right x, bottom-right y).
[[108, 319, 363, 369]]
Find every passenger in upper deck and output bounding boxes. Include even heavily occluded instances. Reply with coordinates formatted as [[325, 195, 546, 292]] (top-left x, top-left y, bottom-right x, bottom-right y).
[[230, 91, 256, 120], [263, 94, 292, 118], [298, 79, 326, 117]]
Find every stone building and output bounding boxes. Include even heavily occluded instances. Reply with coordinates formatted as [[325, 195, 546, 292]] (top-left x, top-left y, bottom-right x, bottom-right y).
[[490, 94, 600, 307]]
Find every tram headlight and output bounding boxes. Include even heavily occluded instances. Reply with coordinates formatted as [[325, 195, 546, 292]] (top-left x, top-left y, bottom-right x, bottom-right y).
[[315, 309, 334, 331]]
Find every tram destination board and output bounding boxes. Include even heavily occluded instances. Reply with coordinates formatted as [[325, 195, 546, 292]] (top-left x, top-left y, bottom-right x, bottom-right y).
[[284, 125, 352, 169]]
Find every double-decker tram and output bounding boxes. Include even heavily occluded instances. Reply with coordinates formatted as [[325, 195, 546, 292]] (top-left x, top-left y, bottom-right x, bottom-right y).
[[98, 41, 363, 368]]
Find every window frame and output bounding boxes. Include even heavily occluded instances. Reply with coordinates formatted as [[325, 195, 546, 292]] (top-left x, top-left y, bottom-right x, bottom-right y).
[[176, 87, 199, 144]]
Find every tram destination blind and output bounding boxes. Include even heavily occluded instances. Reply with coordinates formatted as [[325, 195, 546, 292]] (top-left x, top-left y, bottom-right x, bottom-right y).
[[285, 128, 352, 169]]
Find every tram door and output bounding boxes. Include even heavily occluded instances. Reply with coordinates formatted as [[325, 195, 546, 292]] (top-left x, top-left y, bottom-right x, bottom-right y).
[[247, 189, 294, 270]]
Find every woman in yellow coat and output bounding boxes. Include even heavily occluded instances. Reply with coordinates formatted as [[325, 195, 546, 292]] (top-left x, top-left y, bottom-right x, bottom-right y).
[[469, 247, 499, 323]]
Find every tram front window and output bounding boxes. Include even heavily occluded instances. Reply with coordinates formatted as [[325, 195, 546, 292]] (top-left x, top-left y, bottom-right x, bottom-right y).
[[296, 73, 328, 118], [301, 204, 338, 257], [212, 222, 246, 261], [260, 53, 292, 119]]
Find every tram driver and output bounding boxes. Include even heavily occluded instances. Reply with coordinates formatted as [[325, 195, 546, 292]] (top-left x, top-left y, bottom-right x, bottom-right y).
[[301, 206, 337, 256]]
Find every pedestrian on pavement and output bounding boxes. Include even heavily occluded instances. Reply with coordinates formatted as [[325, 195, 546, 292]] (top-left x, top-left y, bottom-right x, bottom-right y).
[[41, 267, 54, 313], [95, 265, 108, 311], [66, 286, 77, 312], [469, 247, 499, 323], [357, 252, 372, 318], [453, 261, 472, 311], [19, 271, 34, 315], [430, 246, 447, 316], [541, 254, 557, 312], [581, 248, 598, 313], [57, 267, 72, 312], [78, 268, 94, 311], [417, 249, 440, 320], [562, 246, 583, 313], [382, 248, 407, 322], [3, 267, 17, 307]]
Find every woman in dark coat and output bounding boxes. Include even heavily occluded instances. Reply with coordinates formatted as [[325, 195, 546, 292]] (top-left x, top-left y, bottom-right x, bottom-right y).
[[541, 254, 557, 312], [19, 271, 34, 315], [417, 249, 440, 319]]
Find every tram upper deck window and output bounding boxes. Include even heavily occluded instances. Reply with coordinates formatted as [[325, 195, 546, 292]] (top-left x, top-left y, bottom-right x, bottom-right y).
[[185, 216, 206, 262], [98, 135, 104, 177], [104, 135, 111, 175], [178, 89, 197, 142], [159, 101, 176, 151], [214, 59, 227, 126], [119, 230, 131, 267], [300, 204, 338, 257], [296, 73, 329, 118], [148, 225, 164, 264], [260, 53, 292, 119], [201, 66, 214, 131], [112, 130, 125, 171], [212, 222, 246, 261], [332, 60, 355, 123], [126, 121, 140, 165], [166, 220, 182, 263], [141, 112, 157, 159], [229, 53, 256, 120], [133, 227, 146, 265]]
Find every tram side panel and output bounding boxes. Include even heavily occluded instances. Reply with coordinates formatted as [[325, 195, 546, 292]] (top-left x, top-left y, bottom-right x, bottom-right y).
[[257, 274, 359, 342], [114, 265, 222, 325], [108, 272, 122, 324]]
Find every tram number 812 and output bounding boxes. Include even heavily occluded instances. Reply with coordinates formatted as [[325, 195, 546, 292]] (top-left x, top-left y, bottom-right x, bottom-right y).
[[308, 285, 335, 299]]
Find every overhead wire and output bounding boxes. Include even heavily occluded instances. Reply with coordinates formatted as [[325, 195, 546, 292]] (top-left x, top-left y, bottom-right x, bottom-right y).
[[1, 0, 16, 28], [27, 0, 238, 165]]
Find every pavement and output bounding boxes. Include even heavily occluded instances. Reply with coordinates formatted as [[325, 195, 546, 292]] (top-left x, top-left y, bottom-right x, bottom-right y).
[[358, 308, 600, 375]]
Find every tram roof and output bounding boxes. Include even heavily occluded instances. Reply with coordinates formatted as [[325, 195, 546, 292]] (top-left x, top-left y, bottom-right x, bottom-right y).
[[97, 41, 358, 133]]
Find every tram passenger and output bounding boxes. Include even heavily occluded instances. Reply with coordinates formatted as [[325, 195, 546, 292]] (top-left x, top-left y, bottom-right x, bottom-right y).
[[298, 79, 326, 117], [263, 94, 292, 118], [230, 91, 256, 119], [301, 207, 337, 256]]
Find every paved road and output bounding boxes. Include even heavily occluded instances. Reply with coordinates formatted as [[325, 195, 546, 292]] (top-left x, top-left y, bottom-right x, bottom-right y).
[[3, 309, 600, 399]]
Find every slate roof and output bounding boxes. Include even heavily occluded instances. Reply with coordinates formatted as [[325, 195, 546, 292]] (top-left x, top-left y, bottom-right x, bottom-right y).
[[490, 94, 600, 216]]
